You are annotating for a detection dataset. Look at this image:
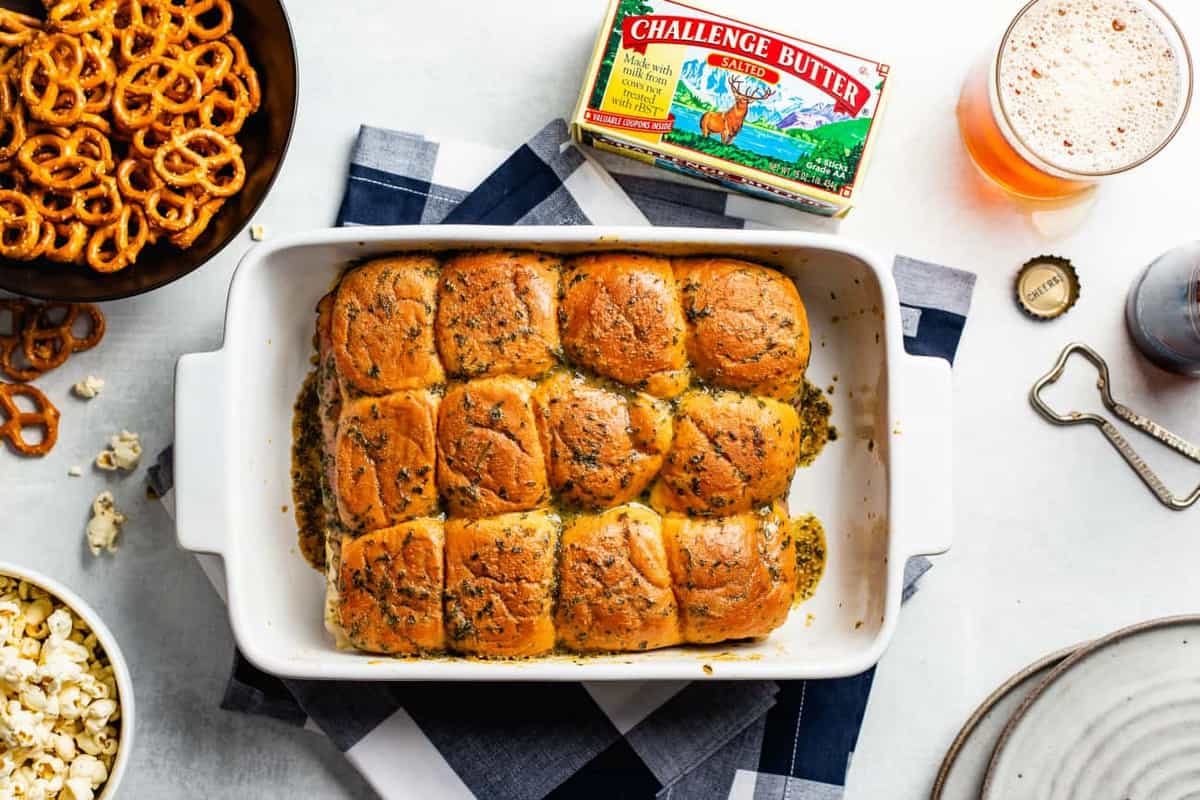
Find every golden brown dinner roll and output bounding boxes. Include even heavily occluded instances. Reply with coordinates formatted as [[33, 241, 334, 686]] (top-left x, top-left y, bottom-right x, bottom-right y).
[[332, 255, 445, 395], [335, 391, 439, 532], [532, 372, 672, 510], [437, 376, 549, 518], [436, 250, 562, 378], [559, 253, 689, 398], [650, 390, 801, 515], [443, 510, 559, 657], [556, 505, 682, 652], [674, 257, 810, 400], [662, 501, 797, 643], [338, 519, 446, 655]]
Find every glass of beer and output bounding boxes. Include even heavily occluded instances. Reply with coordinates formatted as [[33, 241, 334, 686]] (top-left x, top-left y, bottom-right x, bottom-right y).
[[958, 0, 1193, 201]]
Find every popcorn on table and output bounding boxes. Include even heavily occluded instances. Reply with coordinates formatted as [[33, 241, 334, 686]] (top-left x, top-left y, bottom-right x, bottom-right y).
[[94, 432, 140, 473], [0, 577, 120, 800], [85, 493, 126, 558], [70, 378, 104, 401]]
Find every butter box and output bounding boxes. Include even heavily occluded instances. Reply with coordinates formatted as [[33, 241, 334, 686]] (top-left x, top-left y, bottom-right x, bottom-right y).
[[571, 0, 892, 217]]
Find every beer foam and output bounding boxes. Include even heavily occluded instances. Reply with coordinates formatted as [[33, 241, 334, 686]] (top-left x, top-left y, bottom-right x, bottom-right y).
[[998, 0, 1185, 174]]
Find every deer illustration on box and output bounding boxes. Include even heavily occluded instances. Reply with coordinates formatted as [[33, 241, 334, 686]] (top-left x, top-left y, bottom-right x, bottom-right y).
[[699, 75, 777, 145]]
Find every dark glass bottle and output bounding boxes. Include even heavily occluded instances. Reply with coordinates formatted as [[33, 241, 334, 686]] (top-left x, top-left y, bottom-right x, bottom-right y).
[[1126, 242, 1200, 377]]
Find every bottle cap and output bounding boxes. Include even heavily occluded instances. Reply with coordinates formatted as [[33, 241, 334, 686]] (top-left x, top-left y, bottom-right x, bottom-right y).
[[1016, 256, 1080, 320]]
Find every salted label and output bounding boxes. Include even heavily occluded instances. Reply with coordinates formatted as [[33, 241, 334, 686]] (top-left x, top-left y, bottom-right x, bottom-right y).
[[573, 0, 891, 216]]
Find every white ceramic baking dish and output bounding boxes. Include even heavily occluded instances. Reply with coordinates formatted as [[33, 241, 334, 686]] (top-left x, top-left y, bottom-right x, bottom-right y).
[[174, 225, 952, 681]]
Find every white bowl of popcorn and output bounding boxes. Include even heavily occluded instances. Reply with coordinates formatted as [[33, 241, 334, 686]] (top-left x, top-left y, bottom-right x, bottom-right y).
[[0, 563, 133, 800]]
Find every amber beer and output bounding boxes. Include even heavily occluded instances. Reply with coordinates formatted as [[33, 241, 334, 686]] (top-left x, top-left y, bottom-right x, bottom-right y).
[[958, 0, 1192, 200]]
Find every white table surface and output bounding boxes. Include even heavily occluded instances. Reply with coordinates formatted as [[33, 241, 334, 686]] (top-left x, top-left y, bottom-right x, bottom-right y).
[[4, 0, 1200, 797]]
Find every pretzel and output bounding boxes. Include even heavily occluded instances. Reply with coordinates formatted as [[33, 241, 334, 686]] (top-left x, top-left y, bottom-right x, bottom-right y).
[[152, 126, 241, 196], [0, 298, 104, 378], [22, 300, 105, 370], [162, 38, 232, 95], [73, 173, 122, 224], [46, 0, 117, 37], [17, 127, 113, 189], [197, 70, 249, 136], [0, 189, 44, 259], [0, 298, 42, 381], [167, 193, 218, 247], [20, 32, 88, 126], [42, 219, 88, 262], [85, 199, 145, 271], [112, 0, 171, 63], [69, 123, 111, 165], [114, 154, 158, 200], [129, 121, 171, 159], [0, 381, 60, 456], [143, 181, 194, 231], [112, 52, 200, 129], [177, 0, 231, 42]]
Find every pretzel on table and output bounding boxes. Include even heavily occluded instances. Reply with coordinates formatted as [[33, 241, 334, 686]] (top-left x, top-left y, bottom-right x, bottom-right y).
[[0, 380, 59, 456], [21, 299, 104, 371]]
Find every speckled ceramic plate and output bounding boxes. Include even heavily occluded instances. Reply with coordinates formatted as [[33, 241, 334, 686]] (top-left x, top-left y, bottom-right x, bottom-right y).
[[983, 616, 1200, 800], [931, 647, 1078, 800]]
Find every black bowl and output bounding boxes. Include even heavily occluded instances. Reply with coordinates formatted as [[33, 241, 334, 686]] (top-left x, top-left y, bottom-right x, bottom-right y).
[[0, 0, 298, 302]]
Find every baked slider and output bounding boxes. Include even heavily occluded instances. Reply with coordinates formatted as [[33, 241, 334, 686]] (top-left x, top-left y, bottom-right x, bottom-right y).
[[650, 390, 801, 515], [332, 255, 445, 395], [338, 519, 446, 654], [662, 501, 798, 643], [436, 250, 562, 379], [532, 371, 672, 510], [437, 376, 549, 518], [556, 505, 682, 653], [335, 391, 439, 532], [675, 257, 810, 400], [444, 510, 559, 657], [559, 253, 689, 398]]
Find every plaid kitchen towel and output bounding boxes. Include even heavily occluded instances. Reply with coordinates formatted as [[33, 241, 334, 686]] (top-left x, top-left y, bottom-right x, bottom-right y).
[[154, 119, 973, 800]]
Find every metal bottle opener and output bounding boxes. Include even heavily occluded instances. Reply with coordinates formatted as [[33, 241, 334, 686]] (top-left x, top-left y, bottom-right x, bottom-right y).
[[1030, 343, 1200, 511]]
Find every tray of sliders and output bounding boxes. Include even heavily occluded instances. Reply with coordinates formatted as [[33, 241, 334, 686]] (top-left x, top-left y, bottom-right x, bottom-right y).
[[173, 226, 952, 681]]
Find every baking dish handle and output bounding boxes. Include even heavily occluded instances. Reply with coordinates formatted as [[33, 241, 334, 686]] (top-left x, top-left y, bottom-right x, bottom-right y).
[[173, 350, 229, 557], [891, 354, 954, 556]]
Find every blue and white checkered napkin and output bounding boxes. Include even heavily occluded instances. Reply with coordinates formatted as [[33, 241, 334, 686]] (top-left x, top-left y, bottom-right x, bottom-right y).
[[156, 119, 975, 800]]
